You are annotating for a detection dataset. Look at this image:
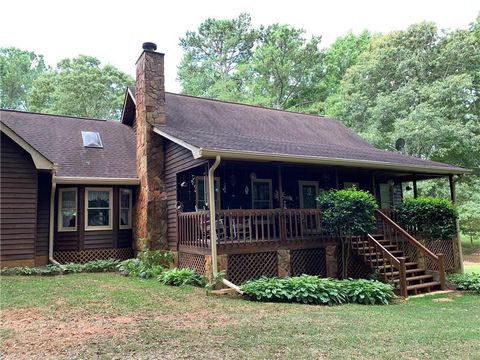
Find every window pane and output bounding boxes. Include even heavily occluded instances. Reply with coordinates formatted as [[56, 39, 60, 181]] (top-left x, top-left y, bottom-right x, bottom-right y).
[[120, 190, 130, 208], [253, 182, 270, 201], [62, 210, 76, 228], [88, 191, 110, 208], [62, 191, 76, 209], [88, 209, 109, 226], [120, 209, 130, 226]]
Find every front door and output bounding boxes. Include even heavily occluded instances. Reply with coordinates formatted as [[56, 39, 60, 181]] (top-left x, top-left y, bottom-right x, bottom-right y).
[[299, 181, 319, 209], [379, 183, 393, 209]]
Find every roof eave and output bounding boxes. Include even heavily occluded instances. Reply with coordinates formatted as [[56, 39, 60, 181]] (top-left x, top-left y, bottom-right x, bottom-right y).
[[0, 122, 55, 170], [198, 148, 470, 176], [55, 176, 140, 185]]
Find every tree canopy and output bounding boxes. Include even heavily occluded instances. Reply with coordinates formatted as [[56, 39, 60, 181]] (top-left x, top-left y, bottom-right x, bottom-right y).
[[0, 49, 133, 120]]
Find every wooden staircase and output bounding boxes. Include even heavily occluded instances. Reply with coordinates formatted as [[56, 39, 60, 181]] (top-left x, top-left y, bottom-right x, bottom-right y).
[[351, 210, 446, 297]]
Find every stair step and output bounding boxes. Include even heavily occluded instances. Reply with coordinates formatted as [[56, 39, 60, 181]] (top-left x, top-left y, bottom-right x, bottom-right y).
[[370, 257, 410, 264], [375, 262, 417, 270], [386, 268, 426, 276], [407, 281, 441, 291], [394, 274, 434, 283]]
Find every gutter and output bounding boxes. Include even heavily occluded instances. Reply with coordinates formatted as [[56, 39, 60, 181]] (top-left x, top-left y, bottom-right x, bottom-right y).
[[207, 155, 243, 294], [48, 165, 65, 269]]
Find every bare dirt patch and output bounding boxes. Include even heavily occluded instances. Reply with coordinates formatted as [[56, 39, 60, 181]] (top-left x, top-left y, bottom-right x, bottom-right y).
[[0, 308, 142, 360]]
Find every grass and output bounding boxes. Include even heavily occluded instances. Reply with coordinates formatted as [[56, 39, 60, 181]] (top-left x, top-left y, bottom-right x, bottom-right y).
[[465, 263, 480, 274], [1, 273, 479, 359]]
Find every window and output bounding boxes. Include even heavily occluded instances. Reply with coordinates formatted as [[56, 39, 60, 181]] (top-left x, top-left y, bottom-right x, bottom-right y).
[[85, 188, 112, 230], [119, 188, 132, 229], [252, 179, 272, 209], [58, 188, 77, 231], [298, 181, 319, 209], [81, 131, 103, 148], [195, 176, 221, 210]]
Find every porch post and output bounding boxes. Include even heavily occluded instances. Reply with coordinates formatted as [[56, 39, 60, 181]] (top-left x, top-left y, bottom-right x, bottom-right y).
[[413, 174, 418, 199], [449, 175, 464, 273], [277, 165, 284, 208], [371, 172, 377, 198], [208, 156, 221, 275]]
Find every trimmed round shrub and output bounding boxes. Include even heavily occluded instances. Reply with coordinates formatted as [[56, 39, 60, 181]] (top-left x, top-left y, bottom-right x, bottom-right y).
[[317, 188, 378, 236], [397, 197, 458, 240]]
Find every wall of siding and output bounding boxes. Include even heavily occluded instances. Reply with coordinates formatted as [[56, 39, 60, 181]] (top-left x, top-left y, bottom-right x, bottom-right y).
[[54, 185, 134, 251], [36, 172, 51, 257], [0, 133, 38, 263], [164, 140, 208, 249]]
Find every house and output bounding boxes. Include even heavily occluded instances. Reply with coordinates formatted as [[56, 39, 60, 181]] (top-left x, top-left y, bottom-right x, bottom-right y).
[[1, 43, 469, 296]]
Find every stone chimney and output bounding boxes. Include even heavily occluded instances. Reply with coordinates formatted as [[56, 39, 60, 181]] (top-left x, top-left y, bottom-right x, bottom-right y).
[[134, 42, 168, 250]]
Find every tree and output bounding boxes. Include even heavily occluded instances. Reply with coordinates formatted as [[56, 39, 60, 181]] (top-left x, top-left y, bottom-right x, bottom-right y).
[[0, 47, 47, 110], [245, 24, 324, 111], [327, 22, 480, 170], [28, 55, 133, 120], [178, 13, 259, 101]]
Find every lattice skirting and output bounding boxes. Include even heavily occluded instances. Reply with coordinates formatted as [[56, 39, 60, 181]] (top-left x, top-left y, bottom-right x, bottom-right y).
[[228, 252, 278, 285], [291, 248, 326, 276], [337, 246, 371, 279], [423, 239, 458, 271], [54, 248, 133, 264], [179, 253, 206, 275]]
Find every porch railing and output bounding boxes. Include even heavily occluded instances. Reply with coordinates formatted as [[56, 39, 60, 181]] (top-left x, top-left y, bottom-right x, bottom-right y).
[[376, 210, 446, 290], [177, 208, 323, 249]]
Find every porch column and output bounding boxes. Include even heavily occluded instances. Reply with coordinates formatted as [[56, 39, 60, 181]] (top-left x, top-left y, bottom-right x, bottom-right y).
[[449, 175, 464, 273], [413, 174, 418, 198], [277, 165, 284, 207]]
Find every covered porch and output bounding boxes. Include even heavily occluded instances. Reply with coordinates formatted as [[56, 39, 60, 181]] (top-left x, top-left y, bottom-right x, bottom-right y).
[[172, 159, 461, 288]]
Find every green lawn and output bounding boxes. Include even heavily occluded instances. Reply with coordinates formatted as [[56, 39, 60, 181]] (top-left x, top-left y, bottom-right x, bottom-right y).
[[1, 273, 479, 359], [465, 263, 480, 273]]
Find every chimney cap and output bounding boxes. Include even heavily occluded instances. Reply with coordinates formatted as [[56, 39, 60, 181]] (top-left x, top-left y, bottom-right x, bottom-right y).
[[142, 42, 157, 51]]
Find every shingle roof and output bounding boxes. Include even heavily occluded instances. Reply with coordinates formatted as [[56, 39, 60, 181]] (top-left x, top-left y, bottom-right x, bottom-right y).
[[157, 93, 467, 174], [0, 110, 137, 179]]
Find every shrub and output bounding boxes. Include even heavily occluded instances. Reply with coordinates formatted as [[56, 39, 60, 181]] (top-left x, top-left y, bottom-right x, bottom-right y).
[[396, 197, 458, 240], [447, 273, 480, 293], [240, 276, 396, 305], [241, 275, 345, 305], [158, 268, 206, 287], [317, 188, 378, 236], [1, 264, 62, 276], [341, 279, 396, 305], [64, 259, 120, 273], [117, 250, 173, 279]]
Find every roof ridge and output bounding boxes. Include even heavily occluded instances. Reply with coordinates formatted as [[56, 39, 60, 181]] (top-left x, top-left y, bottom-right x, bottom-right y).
[[0, 108, 120, 123], [165, 92, 334, 121]]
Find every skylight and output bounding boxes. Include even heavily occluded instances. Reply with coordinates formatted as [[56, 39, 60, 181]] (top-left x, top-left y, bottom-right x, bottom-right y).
[[81, 131, 103, 148]]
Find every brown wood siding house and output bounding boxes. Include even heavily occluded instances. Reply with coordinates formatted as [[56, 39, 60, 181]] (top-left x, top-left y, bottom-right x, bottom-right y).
[[0, 44, 470, 296]]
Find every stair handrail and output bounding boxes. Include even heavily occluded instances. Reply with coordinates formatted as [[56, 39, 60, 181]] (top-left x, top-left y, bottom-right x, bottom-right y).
[[376, 210, 438, 262], [376, 209, 446, 290], [361, 232, 408, 298]]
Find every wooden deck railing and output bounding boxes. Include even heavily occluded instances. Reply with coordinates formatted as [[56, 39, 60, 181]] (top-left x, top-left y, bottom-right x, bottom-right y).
[[357, 232, 408, 297], [177, 208, 323, 249], [376, 210, 446, 290]]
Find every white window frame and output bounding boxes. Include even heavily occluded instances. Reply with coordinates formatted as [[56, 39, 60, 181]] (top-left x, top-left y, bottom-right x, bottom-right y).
[[119, 188, 133, 230], [298, 181, 319, 209], [251, 179, 273, 209], [58, 187, 77, 232], [85, 187, 113, 231], [195, 176, 221, 210]]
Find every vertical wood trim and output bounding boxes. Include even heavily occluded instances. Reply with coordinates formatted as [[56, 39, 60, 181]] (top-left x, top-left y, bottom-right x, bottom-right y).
[[371, 172, 377, 197], [448, 175, 456, 203], [113, 186, 119, 248], [33, 173, 39, 260], [277, 165, 283, 207], [413, 174, 418, 199], [78, 186, 85, 251]]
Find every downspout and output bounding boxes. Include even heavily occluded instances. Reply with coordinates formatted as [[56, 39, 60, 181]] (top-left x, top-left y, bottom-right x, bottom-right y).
[[48, 165, 64, 268], [207, 155, 243, 294]]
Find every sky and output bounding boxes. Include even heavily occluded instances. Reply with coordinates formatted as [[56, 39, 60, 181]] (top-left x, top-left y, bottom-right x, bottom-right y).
[[1, 0, 478, 93]]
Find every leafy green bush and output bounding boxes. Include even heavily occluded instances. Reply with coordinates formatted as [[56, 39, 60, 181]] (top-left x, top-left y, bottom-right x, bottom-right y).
[[448, 273, 480, 293], [397, 197, 458, 240], [117, 250, 173, 279], [241, 276, 395, 305], [64, 259, 120, 273], [1, 264, 62, 276], [241, 275, 345, 305], [317, 188, 378, 236], [158, 268, 206, 287], [341, 279, 396, 305]]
